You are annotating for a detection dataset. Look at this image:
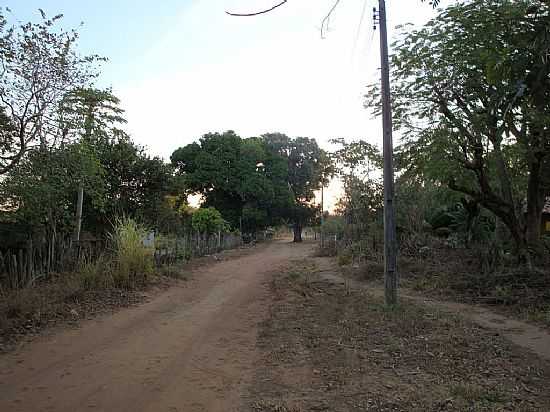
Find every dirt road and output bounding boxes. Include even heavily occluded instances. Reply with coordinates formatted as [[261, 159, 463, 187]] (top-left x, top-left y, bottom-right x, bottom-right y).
[[0, 240, 303, 412]]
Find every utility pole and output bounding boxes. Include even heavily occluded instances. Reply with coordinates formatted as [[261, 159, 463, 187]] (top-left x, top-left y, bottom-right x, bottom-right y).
[[74, 183, 84, 243], [374, 0, 398, 306], [320, 185, 325, 248]]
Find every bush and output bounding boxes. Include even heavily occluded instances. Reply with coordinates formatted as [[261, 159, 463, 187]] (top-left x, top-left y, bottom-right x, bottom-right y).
[[191, 207, 227, 235], [109, 217, 154, 288]]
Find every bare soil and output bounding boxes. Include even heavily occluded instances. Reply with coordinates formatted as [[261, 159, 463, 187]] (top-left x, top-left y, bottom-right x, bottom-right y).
[[2, 241, 550, 411], [0, 240, 301, 412], [381, 248, 550, 328], [245, 253, 550, 412]]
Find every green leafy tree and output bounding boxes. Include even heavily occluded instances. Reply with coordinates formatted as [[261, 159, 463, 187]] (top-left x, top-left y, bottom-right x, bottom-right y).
[[331, 138, 384, 243], [86, 133, 174, 233], [262, 133, 332, 242], [171, 131, 293, 232], [366, 0, 550, 258], [58, 88, 175, 234], [0, 142, 104, 238], [59, 87, 127, 141]]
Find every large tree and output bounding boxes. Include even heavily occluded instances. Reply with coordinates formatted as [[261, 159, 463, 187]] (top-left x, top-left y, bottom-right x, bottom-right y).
[[262, 133, 333, 242], [171, 131, 293, 232], [366, 0, 550, 258]]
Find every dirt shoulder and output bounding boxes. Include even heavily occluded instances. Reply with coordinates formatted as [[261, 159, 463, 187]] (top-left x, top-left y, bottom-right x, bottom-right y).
[[246, 256, 550, 411]]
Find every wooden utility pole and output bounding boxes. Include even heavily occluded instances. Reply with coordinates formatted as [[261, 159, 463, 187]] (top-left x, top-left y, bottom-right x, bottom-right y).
[[320, 185, 325, 248], [376, 0, 398, 305], [74, 184, 84, 243]]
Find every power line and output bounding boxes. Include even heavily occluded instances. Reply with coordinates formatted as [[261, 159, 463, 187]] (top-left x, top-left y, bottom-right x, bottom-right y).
[[351, 0, 369, 60]]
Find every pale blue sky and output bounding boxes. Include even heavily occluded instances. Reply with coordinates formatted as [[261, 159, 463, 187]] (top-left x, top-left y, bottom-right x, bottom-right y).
[[4, 0, 448, 208]]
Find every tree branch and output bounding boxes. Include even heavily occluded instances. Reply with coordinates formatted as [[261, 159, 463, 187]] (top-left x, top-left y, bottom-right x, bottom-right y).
[[226, 0, 288, 17], [321, 0, 342, 39]]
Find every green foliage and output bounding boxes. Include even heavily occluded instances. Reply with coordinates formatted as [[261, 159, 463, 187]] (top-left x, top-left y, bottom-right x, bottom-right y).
[[68, 91, 175, 233], [331, 138, 382, 177], [262, 133, 333, 241], [172, 131, 331, 239], [172, 131, 292, 231], [191, 207, 227, 235], [331, 138, 384, 246], [156, 195, 194, 235], [429, 201, 496, 246], [262, 133, 332, 202], [366, 0, 550, 253], [109, 217, 154, 288], [0, 142, 105, 233], [59, 88, 127, 141], [77, 256, 115, 290], [321, 215, 345, 236]]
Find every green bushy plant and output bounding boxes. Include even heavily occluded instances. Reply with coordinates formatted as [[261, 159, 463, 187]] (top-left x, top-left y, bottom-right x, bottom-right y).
[[109, 217, 154, 288]]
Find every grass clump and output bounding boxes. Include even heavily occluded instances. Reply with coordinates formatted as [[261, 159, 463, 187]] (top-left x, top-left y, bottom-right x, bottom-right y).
[[109, 217, 154, 289], [77, 255, 114, 290]]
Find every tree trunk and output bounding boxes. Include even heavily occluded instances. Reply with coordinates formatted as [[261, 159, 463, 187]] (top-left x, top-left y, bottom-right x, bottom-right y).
[[525, 158, 543, 249], [449, 178, 527, 257], [492, 142, 515, 206], [293, 223, 303, 243]]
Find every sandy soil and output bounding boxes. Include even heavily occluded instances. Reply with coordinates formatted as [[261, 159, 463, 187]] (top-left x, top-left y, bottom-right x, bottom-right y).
[[0, 240, 300, 412]]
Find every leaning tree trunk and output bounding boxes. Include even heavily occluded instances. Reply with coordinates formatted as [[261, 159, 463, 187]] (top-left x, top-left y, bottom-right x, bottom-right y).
[[293, 222, 303, 243]]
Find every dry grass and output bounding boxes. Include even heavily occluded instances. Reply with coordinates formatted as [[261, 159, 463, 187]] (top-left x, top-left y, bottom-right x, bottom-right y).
[[246, 259, 550, 411], [339, 245, 550, 328], [0, 273, 150, 352]]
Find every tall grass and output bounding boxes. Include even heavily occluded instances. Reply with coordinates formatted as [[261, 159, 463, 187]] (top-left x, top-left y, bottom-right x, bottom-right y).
[[78, 255, 114, 290], [109, 217, 154, 288]]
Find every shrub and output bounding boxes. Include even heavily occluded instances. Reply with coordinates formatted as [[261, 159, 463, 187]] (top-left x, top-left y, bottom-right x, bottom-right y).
[[191, 207, 227, 235], [109, 217, 154, 288]]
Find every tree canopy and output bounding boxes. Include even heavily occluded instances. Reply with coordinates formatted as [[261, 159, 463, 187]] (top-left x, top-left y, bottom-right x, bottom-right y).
[[366, 0, 550, 257]]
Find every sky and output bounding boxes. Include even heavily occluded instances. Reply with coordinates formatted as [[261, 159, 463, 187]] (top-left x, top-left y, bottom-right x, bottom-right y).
[[5, 0, 449, 210]]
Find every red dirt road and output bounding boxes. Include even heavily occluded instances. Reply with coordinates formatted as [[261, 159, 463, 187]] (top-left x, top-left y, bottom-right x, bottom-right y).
[[0, 241, 302, 412]]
